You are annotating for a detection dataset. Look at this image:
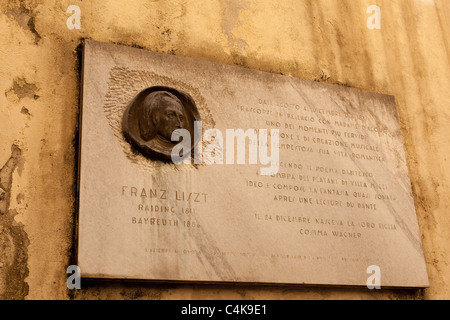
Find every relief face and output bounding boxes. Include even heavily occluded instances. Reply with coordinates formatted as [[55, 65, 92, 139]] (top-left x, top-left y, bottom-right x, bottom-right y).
[[122, 86, 201, 162]]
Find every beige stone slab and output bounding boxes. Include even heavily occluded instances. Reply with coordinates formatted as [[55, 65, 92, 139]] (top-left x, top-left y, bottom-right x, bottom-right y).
[[77, 39, 428, 287]]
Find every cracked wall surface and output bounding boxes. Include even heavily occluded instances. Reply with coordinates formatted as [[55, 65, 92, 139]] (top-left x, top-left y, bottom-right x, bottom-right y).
[[0, 0, 449, 299], [0, 144, 29, 299]]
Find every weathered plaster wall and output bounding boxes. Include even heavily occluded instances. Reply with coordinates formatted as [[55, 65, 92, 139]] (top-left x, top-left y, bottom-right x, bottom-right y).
[[0, 0, 448, 299]]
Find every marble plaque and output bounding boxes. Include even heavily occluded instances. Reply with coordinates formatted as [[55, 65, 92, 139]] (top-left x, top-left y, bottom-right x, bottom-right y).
[[78, 40, 429, 287]]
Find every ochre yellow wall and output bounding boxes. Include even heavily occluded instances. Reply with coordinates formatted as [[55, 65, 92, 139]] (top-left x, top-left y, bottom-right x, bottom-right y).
[[0, 0, 449, 299]]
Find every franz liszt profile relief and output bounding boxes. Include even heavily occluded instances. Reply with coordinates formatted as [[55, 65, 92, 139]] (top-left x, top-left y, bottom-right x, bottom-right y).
[[139, 91, 185, 145], [122, 86, 201, 162]]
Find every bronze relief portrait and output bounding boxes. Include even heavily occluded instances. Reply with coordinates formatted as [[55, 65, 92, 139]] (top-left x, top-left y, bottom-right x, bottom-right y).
[[122, 86, 201, 162]]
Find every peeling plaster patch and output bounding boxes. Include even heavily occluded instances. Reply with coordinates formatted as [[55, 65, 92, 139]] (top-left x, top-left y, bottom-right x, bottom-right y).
[[16, 193, 25, 205], [120, 288, 146, 300], [73, 280, 166, 300], [20, 107, 31, 116], [5, 0, 41, 44], [0, 144, 29, 300], [5, 78, 39, 103], [220, 0, 249, 51], [230, 50, 248, 67]]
